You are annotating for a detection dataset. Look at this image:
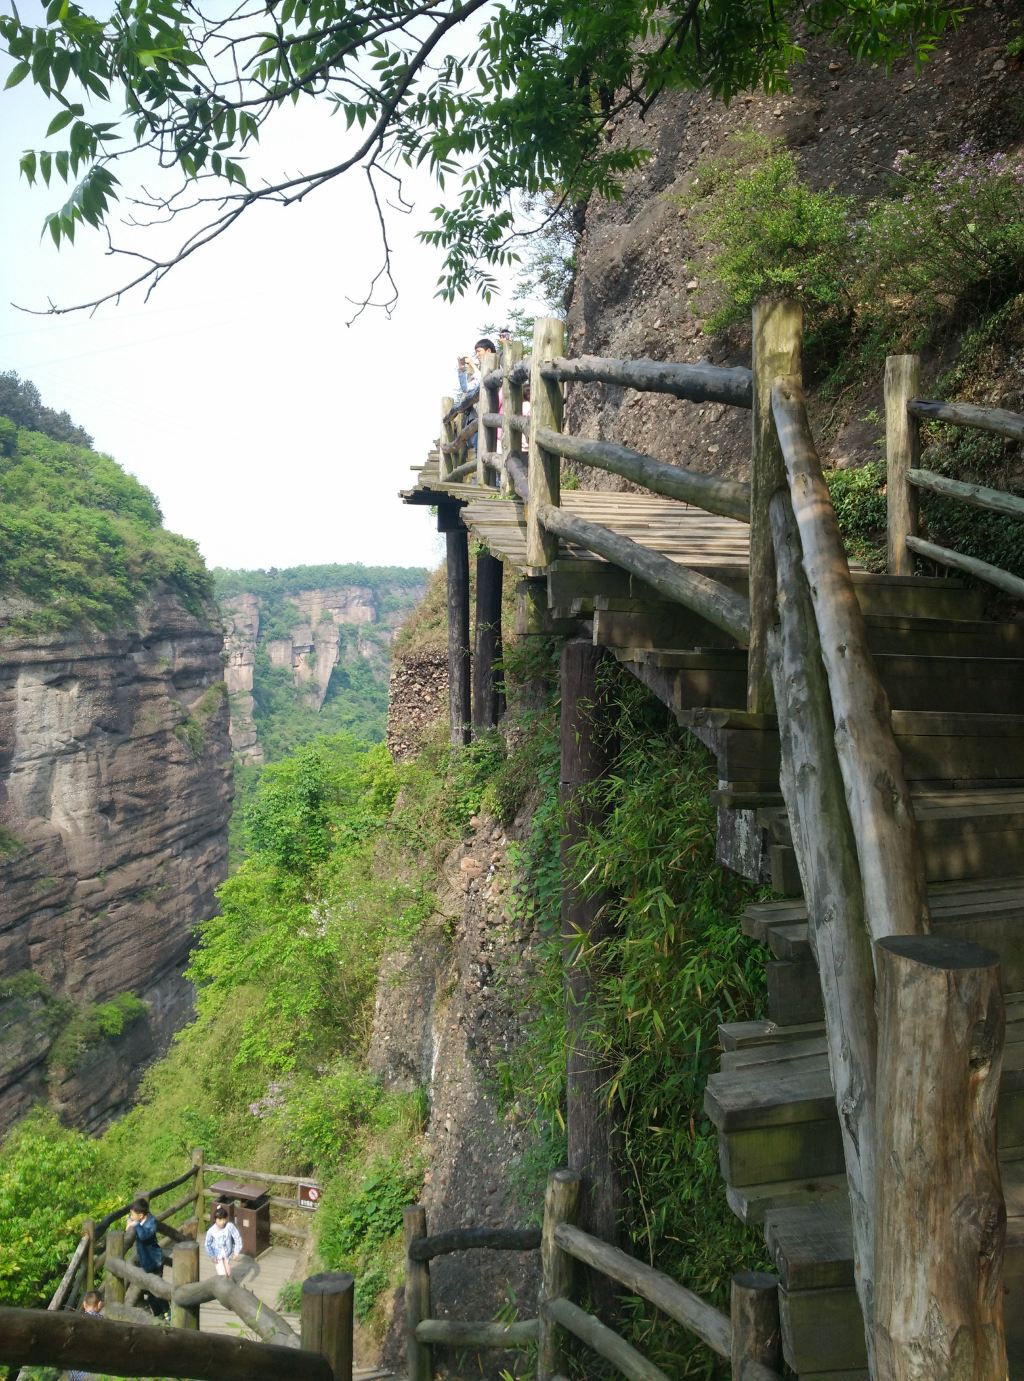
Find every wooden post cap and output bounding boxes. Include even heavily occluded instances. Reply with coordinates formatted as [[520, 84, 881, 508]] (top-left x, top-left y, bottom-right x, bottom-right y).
[[302, 1271, 354, 1296], [876, 935, 1000, 971]]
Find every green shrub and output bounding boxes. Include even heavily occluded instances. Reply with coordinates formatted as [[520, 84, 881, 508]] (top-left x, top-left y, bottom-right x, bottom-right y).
[[318, 1150, 425, 1265], [48, 992, 147, 1075], [825, 461, 888, 571]]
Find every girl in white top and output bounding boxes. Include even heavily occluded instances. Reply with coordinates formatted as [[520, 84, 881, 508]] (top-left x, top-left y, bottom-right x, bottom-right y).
[[204, 1206, 244, 1276]]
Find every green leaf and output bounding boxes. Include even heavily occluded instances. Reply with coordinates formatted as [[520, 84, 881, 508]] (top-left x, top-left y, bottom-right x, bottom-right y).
[[46, 108, 75, 136], [4, 61, 30, 90]]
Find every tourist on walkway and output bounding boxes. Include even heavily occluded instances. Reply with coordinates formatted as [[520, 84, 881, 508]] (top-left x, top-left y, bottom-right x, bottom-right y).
[[205, 1205, 243, 1277], [127, 1197, 169, 1317]]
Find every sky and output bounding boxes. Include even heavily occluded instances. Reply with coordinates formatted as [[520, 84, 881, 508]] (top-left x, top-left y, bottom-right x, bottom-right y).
[[0, 15, 528, 574]]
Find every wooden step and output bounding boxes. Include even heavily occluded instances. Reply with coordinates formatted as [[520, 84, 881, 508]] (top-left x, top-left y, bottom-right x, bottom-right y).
[[743, 877, 1024, 989], [761, 788, 1024, 893], [761, 1163, 1024, 1376]]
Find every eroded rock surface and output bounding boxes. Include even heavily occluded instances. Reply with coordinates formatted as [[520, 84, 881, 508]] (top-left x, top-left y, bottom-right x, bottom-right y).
[[0, 586, 232, 1132]]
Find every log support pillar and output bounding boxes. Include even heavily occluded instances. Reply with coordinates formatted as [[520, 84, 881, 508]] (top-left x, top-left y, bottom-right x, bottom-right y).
[[478, 348, 500, 487], [439, 502, 470, 747], [104, 1230, 126, 1307], [560, 641, 623, 1291], [501, 339, 525, 499], [301, 1272, 354, 1381], [748, 297, 803, 713], [537, 1169, 582, 1381], [473, 552, 504, 733], [528, 317, 566, 568], [171, 1241, 200, 1332], [885, 354, 921, 576], [730, 1271, 781, 1379], [403, 1206, 432, 1381], [874, 935, 1007, 1380], [83, 1220, 96, 1294], [192, 1146, 205, 1228]]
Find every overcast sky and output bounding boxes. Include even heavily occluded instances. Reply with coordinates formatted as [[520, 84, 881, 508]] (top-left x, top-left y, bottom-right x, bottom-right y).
[[0, 19, 527, 574]]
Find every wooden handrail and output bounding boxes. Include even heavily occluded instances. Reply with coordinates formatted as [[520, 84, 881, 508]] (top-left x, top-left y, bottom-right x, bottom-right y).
[[204, 1162, 321, 1189], [906, 534, 1024, 600], [906, 467, 1024, 520], [533, 426, 750, 521], [0, 1306, 333, 1381], [105, 1256, 297, 1347], [553, 1223, 730, 1358], [481, 410, 530, 433], [48, 1234, 89, 1311], [538, 504, 750, 644], [772, 375, 930, 944], [542, 1297, 670, 1380], [907, 397, 1024, 441], [539, 355, 753, 408], [441, 416, 478, 455], [506, 455, 529, 502], [415, 1317, 538, 1347], [94, 1165, 197, 1235], [409, 1225, 541, 1262]]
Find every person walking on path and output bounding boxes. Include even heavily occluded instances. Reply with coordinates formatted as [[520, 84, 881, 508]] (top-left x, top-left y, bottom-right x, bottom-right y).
[[127, 1197, 169, 1317], [205, 1205, 243, 1277]]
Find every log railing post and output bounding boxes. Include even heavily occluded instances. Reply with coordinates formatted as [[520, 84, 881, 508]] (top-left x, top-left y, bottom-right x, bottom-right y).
[[730, 1271, 781, 1379], [104, 1230, 126, 1307], [748, 297, 803, 713], [885, 354, 921, 576], [83, 1220, 96, 1293], [501, 339, 525, 499], [874, 935, 1007, 1380], [537, 1169, 582, 1381], [478, 349, 500, 487], [440, 395, 456, 482], [403, 1205, 432, 1381], [438, 503, 471, 747], [171, 1241, 201, 1332], [301, 1272, 354, 1381], [472, 551, 504, 733], [527, 317, 565, 569], [191, 1147, 204, 1229]]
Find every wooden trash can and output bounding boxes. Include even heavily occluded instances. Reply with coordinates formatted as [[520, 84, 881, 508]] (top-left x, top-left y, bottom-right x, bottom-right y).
[[208, 1179, 271, 1257]]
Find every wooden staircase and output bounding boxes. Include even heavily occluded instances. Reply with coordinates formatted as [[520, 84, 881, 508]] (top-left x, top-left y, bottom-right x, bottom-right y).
[[554, 568, 1024, 1378]]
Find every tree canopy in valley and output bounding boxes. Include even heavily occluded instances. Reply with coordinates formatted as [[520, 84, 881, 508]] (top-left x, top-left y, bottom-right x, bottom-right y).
[[1, 0, 960, 310]]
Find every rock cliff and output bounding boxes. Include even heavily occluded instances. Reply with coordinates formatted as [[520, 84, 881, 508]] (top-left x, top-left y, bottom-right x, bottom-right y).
[[0, 586, 232, 1133], [220, 575, 426, 761]]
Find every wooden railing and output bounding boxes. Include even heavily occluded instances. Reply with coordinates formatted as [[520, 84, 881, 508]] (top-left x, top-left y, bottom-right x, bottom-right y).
[[403, 1170, 783, 1381], [886, 353, 1024, 598], [7, 1149, 346, 1381], [425, 303, 1020, 1377]]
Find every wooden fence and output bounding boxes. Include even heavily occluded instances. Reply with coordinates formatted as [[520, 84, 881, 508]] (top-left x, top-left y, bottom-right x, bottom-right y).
[[422, 304, 1022, 1378], [403, 1170, 783, 1381], [5, 1149, 345, 1381]]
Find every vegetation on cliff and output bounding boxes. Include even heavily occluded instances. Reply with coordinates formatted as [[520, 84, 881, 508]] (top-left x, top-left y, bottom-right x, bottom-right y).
[[0, 417, 211, 636]]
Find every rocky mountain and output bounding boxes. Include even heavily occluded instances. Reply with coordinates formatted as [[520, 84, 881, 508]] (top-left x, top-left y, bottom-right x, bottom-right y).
[[216, 566, 428, 762], [0, 587, 232, 1133]]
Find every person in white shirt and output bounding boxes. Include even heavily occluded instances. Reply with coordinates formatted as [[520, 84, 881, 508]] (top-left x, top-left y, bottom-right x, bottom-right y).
[[204, 1205, 243, 1277]]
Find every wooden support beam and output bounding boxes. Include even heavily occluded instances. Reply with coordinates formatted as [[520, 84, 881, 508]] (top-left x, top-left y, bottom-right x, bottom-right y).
[[301, 1273, 354, 1381], [730, 1271, 781, 1379], [539, 504, 750, 643], [501, 339, 525, 499], [885, 354, 920, 576], [50, 1235, 88, 1311], [767, 490, 878, 1359], [446, 525, 471, 747], [473, 552, 504, 733], [539, 355, 752, 408], [0, 1305, 332, 1381], [532, 426, 750, 520], [409, 1225, 541, 1262], [403, 1206, 432, 1381], [561, 643, 624, 1295], [537, 1170, 582, 1381], [874, 935, 1007, 1379], [528, 317, 565, 568], [506, 455, 529, 503], [191, 1147, 204, 1228], [440, 395, 456, 481], [773, 376, 930, 943], [171, 1241, 200, 1332], [83, 1220, 96, 1293], [748, 297, 803, 713]]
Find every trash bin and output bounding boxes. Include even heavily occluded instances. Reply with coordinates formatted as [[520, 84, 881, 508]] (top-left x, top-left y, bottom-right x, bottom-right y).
[[208, 1179, 271, 1257]]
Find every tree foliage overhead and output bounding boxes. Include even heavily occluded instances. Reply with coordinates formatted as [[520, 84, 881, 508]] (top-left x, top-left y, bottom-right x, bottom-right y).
[[1, 0, 961, 311]]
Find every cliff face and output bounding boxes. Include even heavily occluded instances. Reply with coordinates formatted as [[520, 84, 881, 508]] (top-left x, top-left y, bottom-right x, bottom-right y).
[[0, 586, 232, 1133], [221, 580, 426, 760]]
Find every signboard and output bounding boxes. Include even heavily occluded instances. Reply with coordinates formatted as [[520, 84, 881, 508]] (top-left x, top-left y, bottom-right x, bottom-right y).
[[298, 1182, 321, 1210]]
